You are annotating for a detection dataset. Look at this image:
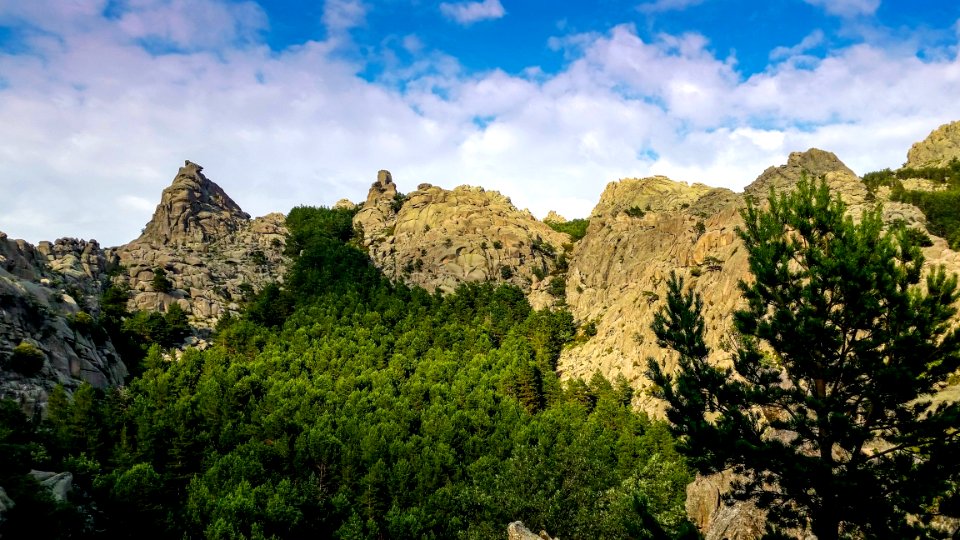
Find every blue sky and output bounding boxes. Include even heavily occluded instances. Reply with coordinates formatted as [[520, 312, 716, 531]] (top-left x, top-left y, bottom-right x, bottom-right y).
[[1, 0, 960, 245]]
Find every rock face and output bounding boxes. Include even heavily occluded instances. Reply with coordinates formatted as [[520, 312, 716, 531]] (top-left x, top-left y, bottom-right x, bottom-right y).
[[685, 473, 766, 540], [1, 232, 127, 414], [1, 160, 286, 413], [354, 171, 569, 302], [557, 149, 936, 409], [114, 162, 287, 329], [906, 120, 960, 168], [140, 161, 250, 245], [557, 175, 745, 411]]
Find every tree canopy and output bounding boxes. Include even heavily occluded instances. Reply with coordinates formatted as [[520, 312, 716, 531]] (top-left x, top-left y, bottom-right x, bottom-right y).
[[648, 178, 960, 539], [1, 205, 697, 539]]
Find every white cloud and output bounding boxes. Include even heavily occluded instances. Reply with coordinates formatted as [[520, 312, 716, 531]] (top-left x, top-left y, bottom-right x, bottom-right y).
[[637, 0, 706, 15], [439, 0, 505, 25], [0, 4, 959, 247], [323, 0, 366, 35], [770, 29, 825, 60], [803, 0, 880, 18]]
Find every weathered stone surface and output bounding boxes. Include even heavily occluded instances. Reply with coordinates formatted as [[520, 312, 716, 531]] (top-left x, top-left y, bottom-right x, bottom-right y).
[[558, 149, 936, 411], [906, 120, 960, 168], [558, 176, 744, 412], [139, 160, 250, 246], [354, 171, 569, 302], [507, 521, 555, 540], [544, 211, 567, 223], [744, 148, 855, 200], [1, 232, 127, 414], [333, 198, 357, 210], [686, 473, 766, 540], [114, 163, 287, 330], [28, 470, 73, 502]]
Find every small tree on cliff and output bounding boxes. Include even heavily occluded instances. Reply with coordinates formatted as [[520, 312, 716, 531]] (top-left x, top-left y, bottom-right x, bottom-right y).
[[648, 178, 960, 539]]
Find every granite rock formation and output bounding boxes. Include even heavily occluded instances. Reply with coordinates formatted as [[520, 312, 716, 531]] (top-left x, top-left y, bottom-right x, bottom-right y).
[[114, 161, 288, 329], [354, 171, 569, 304], [906, 120, 960, 168], [0, 232, 126, 413]]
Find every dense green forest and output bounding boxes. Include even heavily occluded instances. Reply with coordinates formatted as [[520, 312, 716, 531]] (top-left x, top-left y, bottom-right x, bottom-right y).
[[0, 207, 695, 539], [863, 158, 960, 248]]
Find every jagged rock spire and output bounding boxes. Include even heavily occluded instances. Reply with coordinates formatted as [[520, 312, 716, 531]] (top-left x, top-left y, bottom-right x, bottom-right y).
[[136, 160, 250, 246]]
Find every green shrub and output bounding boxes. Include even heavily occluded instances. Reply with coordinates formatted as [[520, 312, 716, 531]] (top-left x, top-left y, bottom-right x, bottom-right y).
[[151, 268, 173, 294], [500, 266, 513, 280], [68, 311, 96, 335], [545, 218, 590, 242], [9, 342, 45, 375], [548, 276, 567, 297], [624, 206, 645, 218]]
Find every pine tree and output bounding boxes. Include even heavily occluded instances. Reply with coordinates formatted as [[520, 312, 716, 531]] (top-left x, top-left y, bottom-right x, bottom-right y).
[[648, 178, 960, 538]]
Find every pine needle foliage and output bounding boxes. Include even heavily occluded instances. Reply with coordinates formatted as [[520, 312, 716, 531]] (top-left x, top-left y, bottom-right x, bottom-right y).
[[648, 177, 960, 539]]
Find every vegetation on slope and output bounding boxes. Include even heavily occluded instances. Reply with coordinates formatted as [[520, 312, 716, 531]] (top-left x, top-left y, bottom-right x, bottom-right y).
[[0, 206, 695, 539], [545, 218, 589, 242], [864, 158, 960, 248]]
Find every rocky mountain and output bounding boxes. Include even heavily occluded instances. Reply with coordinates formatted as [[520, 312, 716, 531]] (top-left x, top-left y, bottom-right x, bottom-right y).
[[5, 121, 960, 539], [353, 170, 569, 306], [1, 160, 286, 410], [113, 161, 287, 329], [907, 120, 960, 168]]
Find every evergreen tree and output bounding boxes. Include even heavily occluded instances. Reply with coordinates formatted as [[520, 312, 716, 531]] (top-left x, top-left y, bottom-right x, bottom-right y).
[[648, 178, 960, 538]]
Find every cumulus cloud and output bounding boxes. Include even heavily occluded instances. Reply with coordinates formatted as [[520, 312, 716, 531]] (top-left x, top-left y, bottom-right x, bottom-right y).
[[439, 0, 505, 25], [0, 2, 958, 247], [803, 0, 880, 18]]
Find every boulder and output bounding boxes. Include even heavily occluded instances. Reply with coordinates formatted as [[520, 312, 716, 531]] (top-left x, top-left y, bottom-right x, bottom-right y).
[[28, 470, 73, 502]]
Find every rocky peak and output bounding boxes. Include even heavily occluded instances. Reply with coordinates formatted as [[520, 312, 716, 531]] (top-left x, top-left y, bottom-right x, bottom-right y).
[[745, 148, 855, 198], [906, 120, 960, 169], [591, 175, 716, 219], [333, 198, 357, 210], [136, 160, 250, 246], [353, 171, 568, 300], [544, 211, 567, 223], [366, 169, 398, 206]]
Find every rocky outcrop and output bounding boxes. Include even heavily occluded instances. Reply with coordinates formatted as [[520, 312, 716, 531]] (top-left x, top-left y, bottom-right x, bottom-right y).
[[506, 521, 555, 540], [558, 176, 744, 411], [744, 148, 855, 199], [1, 232, 126, 414], [2, 161, 286, 413], [354, 171, 569, 302], [906, 120, 960, 168], [0, 486, 13, 519], [28, 470, 73, 502], [686, 473, 766, 540], [557, 149, 937, 410], [139, 161, 250, 246], [544, 211, 566, 223], [333, 198, 357, 210], [115, 162, 287, 329]]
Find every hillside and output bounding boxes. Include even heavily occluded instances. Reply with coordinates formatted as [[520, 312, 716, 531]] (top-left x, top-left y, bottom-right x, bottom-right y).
[[3, 121, 960, 538]]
